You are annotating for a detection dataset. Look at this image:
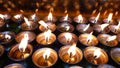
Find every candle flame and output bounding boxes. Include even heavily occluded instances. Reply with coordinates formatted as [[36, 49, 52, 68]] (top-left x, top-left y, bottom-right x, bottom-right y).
[[65, 25, 70, 31], [68, 43, 76, 56], [92, 9, 97, 15], [65, 33, 72, 42], [64, 14, 68, 21], [107, 35, 117, 42], [95, 12, 100, 23], [24, 17, 30, 26], [116, 21, 120, 30], [14, 14, 22, 19], [38, 20, 48, 29], [0, 14, 4, 19], [94, 48, 101, 59], [19, 34, 29, 52], [31, 14, 36, 20], [101, 24, 109, 31], [5, 34, 11, 39], [44, 30, 51, 42], [78, 14, 83, 23], [48, 12, 52, 21], [43, 49, 51, 59], [107, 13, 113, 23], [87, 32, 93, 42], [83, 24, 90, 31]]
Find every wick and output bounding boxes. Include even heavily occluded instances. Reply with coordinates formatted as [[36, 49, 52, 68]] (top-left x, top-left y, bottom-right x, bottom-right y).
[[94, 20, 96, 23], [46, 37, 49, 44], [45, 55, 48, 63], [87, 39, 90, 44], [69, 52, 73, 63], [91, 55, 97, 64], [19, 48, 25, 59]]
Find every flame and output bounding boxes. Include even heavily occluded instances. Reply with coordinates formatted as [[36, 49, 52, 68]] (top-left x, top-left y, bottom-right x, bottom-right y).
[[14, 14, 22, 19], [95, 12, 100, 23], [68, 44, 76, 56], [5, 34, 11, 39], [103, 10, 107, 16], [83, 24, 90, 31], [107, 13, 113, 23], [94, 48, 101, 59], [44, 30, 51, 42], [86, 32, 93, 42], [115, 21, 120, 30], [38, 20, 48, 29], [78, 14, 83, 23], [31, 14, 36, 20], [65, 25, 70, 31], [64, 14, 68, 21], [0, 14, 4, 19], [43, 49, 51, 59], [92, 9, 96, 15], [65, 33, 72, 42], [24, 17, 30, 26], [19, 34, 29, 52], [48, 12, 52, 21], [107, 35, 117, 42], [101, 24, 109, 31]]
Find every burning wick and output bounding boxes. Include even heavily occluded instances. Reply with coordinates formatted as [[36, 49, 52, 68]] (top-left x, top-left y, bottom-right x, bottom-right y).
[[43, 49, 51, 64], [64, 14, 68, 21], [24, 17, 31, 28], [78, 14, 83, 23], [92, 48, 101, 64], [94, 12, 100, 23], [115, 21, 120, 32], [39, 20, 49, 29], [31, 14, 36, 20], [14, 14, 22, 19], [65, 25, 70, 31], [65, 33, 72, 44], [83, 24, 90, 31], [101, 24, 109, 32], [48, 12, 53, 21], [44, 30, 51, 44], [18, 34, 29, 58], [67, 44, 76, 63], [106, 35, 116, 43], [4, 34, 11, 41], [86, 32, 93, 44], [107, 13, 113, 23]]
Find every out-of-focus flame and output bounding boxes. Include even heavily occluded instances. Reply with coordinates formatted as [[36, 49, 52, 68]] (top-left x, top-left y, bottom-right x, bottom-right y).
[[107, 13, 113, 23], [24, 17, 30, 26], [14, 14, 22, 19], [64, 14, 68, 21], [107, 35, 117, 42], [115, 21, 120, 30], [95, 12, 100, 23], [43, 49, 51, 59], [86, 32, 93, 42], [38, 20, 48, 29], [48, 12, 52, 21], [101, 24, 109, 31], [83, 24, 90, 31], [19, 34, 29, 52], [68, 43, 76, 56], [0, 14, 4, 19], [5, 34, 11, 40], [77, 14, 83, 23], [94, 48, 101, 59], [65, 25, 70, 31], [65, 33, 72, 43], [44, 30, 51, 42], [31, 14, 36, 20], [92, 9, 96, 15]]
